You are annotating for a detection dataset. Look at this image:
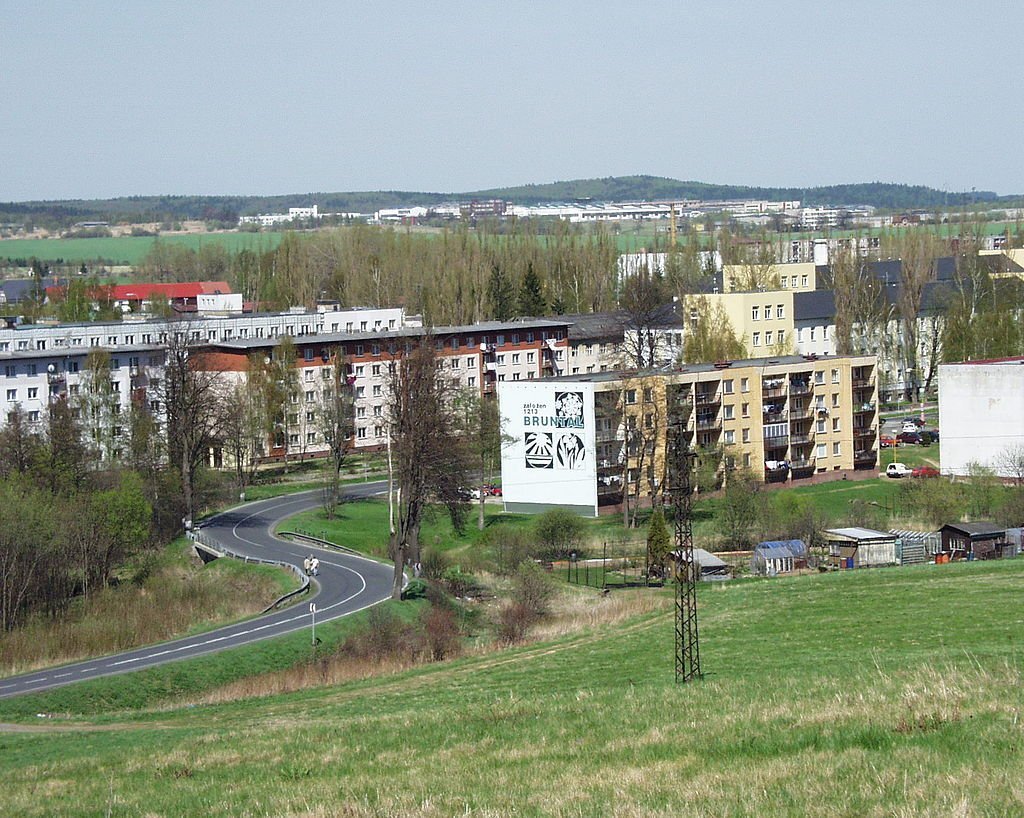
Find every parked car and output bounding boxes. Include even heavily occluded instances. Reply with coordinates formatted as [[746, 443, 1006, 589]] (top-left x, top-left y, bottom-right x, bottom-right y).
[[903, 417, 926, 427], [880, 435, 896, 448], [458, 487, 482, 500], [912, 466, 939, 478], [483, 484, 503, 497], [886, 462, 913, 478], [901, 421, 920, 433], [917, 431, 939, 445], [897, 431, 921, 445]]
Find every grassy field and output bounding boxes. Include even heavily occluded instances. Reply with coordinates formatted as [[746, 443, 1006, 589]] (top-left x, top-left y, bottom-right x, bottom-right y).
[[1, 558, 1021, 815], [0, 232, 283, 265]]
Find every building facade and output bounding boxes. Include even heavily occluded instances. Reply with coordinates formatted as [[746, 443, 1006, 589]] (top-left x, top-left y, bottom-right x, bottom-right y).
[[499, 353, 879, 515]]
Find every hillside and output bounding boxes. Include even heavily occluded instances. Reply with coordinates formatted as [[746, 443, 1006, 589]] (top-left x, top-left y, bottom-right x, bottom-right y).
[[4, 176, 1021, 229], [1, 558, 1021, 816]]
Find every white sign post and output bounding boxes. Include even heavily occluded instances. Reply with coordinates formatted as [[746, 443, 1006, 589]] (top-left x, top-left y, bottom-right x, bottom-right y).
[[309, 602, 317, 646]]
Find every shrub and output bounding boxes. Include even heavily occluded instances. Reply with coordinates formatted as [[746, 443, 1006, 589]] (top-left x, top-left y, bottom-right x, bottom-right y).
[[339, 607, 424, 663], [481, 525, 535, 575], [441, 566, 484, 598], [511, 560, 555, 618], [421, 604, 462, 661], [401, 578, 428, 600], [496, 602, 537, 645], [419, 547, 448, 581], [534, 508, 587, 561]]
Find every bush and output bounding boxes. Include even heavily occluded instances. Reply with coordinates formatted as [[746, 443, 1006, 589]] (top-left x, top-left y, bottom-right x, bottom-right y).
[[481, 525, 534, 575], [496, 602, 537, 645], [441, 566, 484, 598], [421, 605, 462, 661], [401, 578, 428, 600], [419, 547, 449, 581], [339, 607, 423, 662], [534, 508, 587, 561], [511, 560, 555, 618]]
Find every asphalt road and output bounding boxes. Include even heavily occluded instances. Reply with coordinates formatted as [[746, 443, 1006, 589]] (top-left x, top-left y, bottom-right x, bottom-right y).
[[0, 482, 393, 700]]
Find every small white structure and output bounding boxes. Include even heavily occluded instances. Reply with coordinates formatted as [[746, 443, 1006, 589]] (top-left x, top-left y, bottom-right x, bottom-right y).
[[939, 358, 1024, 478]]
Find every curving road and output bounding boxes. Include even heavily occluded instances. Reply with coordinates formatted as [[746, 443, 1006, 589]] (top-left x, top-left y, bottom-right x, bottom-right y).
[[0, 482, 394, 700]]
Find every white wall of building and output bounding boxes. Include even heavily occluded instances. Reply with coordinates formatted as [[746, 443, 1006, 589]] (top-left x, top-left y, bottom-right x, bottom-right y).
[[938, 360, 1024, 477]]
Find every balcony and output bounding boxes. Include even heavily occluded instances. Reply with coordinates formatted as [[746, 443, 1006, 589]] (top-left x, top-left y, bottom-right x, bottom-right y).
[[790, 457, 816, 475], [694, 391, 720, 406], [854, 402, 876, 415], [854, 426, 876, 439], [789, 433, 814, 446], [789, 380, 813, 396], [762, 385, 787, 400], [762, 410, 788, 424], [851, 377, 875, 389], [763, 435, 789, 450], [673, 400, 694, 423], [695, 417, 721, 431], [854, 449, 877, 467]]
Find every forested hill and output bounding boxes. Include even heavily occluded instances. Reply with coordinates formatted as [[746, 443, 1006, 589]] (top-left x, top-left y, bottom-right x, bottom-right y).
[[2, 176, 1019, 227]]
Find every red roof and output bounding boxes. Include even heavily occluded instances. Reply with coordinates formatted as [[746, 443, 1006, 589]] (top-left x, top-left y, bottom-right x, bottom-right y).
[[112, 281, 231, 301]]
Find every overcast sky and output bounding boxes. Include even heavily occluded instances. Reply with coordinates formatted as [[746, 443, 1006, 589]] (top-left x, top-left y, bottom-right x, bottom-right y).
[[2, 1, 1022, 201]]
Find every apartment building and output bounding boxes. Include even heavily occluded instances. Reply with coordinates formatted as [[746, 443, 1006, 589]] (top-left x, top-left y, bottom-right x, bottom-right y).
[[195, 318, 571, 457], [499, 353, 879, 516]]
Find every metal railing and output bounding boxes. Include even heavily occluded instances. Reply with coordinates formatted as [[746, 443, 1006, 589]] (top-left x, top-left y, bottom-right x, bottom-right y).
[[192, 531, 310, 613]]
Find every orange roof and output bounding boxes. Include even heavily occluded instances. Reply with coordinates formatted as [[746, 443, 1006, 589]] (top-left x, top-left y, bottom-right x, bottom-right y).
[[112, 281, 231, 301]]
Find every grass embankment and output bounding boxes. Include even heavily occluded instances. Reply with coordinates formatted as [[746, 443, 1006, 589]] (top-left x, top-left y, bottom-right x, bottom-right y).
[[1, 559, 1022, 815], [0, 538, 299, 679]]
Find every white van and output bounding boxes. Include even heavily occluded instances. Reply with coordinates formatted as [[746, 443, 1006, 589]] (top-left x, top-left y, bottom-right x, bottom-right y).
[[886, 462, 913, 478]]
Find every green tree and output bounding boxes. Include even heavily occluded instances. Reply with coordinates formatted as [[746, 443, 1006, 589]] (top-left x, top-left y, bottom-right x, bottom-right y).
[[518, 263, 547, 316], [487, 264, 517, 321], [682, 297, 746, 363], [533, 507, 586, 561], [646, 505, 672, 569], [716, 469, 763, 548]]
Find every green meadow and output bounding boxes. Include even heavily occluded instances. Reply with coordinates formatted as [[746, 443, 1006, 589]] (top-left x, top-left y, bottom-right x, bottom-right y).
[[0, 232, 283, 266], [1, 557, 1021, 816]]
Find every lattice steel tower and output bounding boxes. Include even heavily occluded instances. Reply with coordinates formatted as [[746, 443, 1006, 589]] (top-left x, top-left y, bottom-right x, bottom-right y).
[[670, 420, 702, 683]]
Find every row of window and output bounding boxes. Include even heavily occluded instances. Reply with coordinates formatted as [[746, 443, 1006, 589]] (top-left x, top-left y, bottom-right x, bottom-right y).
[[751, 304, 786, 321]]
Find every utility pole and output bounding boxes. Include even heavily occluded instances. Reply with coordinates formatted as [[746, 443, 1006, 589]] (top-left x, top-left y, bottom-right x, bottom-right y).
[[670, 420, 702, 683]]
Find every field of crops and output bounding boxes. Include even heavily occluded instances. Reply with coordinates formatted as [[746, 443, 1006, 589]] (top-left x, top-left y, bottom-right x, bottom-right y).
[[0, 232, 283, 266]]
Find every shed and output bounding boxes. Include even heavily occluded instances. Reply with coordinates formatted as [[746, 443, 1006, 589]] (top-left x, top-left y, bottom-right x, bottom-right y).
[[669, 548, 731, 581], [825, 527, 897, 569], [939, 522, 1009, 560]]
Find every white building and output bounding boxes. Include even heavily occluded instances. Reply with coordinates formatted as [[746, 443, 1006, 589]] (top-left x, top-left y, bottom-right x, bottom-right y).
[[938, 358, 1024, 477]]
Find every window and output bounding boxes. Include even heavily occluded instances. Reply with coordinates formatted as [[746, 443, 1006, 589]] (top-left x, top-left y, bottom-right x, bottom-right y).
[[752, 333, 760, 347], [450, 338, 459, 350], [5, 389, 14, 400], [512, 353, 520, 364], [777, 330, 785, 346], [28, 411, 39, 422], [27, 387, 37, 399], [832, 417, 840, 432], [765, 331, 773, 345], [307, 432, 317, 444], [764, 305, 771, 319], [743, 453, 751, 468], [4, 366, 14, 377], [357, 406, 366, 418], [724, 430, 735, 444], [27, 364, 36, 376], [450, 358, 460, 370], [817, 443, 827, 458], [373, 405, 382, 417], [741, 378, 749, 393], [723, 379, 734, 394], [374, 426, 383, 437], [372, 364, 381, 376], [355, 386, 365, 398], [304, 348, 314, 361], [814, 370, 824, 385], [742, 427, 750, 443], [776, 304, 784, 319], [356, 427, 367, 439], [304, 390, 314, 402], [832, 393, 840, 408], [625, 389, 637, 405], [751, 306, 760, 321], [355, 344, 364, 356], [810, 327, 816, 341], [468, 376, 476, 387], [833, 442, 841, 457], [305, 369, 314, 381], [496, 334, 505, 346], [373, 384, 382, 397], [643, 387, 653, 402], [496, 354, 505, 365], [723, 404, 734, 420], [527, 352, 536, 364], [526, 332, 534, 343], [741, 402, 749, 418], [801, 275, 808, 287], [512, 372, 520, 381], [831, 368, 840, 384]]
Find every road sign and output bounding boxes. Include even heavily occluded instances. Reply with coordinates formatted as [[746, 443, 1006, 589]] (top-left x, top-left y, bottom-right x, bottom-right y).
[[309, 603, 316, 614]]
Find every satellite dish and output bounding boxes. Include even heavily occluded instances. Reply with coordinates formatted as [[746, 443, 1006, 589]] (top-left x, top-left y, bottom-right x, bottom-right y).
[[47, 364, 56, 374]]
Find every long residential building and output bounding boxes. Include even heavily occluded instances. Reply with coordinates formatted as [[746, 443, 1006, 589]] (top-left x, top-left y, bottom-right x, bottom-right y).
[[498, 353, 879, 516]]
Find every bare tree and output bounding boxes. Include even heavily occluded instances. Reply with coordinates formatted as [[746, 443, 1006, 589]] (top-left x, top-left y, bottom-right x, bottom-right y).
[[890, 231, 940, 400], [319, 346, 355, 517], [215, 372, 265, 498], [385, 340, 472, 599], [161, 324, 222, 527], [996, 444, 1024, 486], [682, 296, 746, 363], [619, 265, 670, 369]]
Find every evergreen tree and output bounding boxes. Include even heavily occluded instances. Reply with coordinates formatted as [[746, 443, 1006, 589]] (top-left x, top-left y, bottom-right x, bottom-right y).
[[646, 505, 671, 569], [487, 264, 516, 321], [518, 263, 547, 317]]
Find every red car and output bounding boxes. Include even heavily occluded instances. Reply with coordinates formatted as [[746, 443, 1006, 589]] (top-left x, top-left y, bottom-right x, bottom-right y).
[[880, 435, 896, 448], [483, 484, 503, 497], [912, 466, 939, 478]]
